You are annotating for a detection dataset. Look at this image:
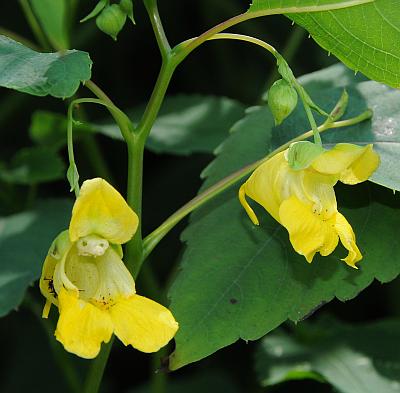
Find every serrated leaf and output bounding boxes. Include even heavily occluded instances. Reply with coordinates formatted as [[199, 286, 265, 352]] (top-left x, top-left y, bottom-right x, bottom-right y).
[[248, 0, 372, 12], [168, 69, 400, 369], [256, 318, 400, 393], [0, 35, 92, 98], [0, 199, 71, 317], [0, 146, 65, 185], [30, 0, 69, 50], [289, 1, 400, 88]]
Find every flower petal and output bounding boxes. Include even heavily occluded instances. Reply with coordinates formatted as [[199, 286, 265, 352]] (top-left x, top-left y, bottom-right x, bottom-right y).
[[311, 143, 379, 184], [111, 295, 179, 353], [338, 145, 380, 185], [240, 152, 287, 223], [55, 288, 113, 359], [69, 178, 139, 244], [334, 212, 362, 268], [279, 196, 338, 262]]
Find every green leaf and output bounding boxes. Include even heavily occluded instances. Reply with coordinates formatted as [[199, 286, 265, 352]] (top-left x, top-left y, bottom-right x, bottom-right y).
[[256, 318, 400, 393], [248, 0, 372, 12], [289, 1, 400, 88], [0, 147, 65, 185], [29, 110, 92, 149], [168, 72, 400, 369], [0, 35, 92, 98], [0, 199, 71, 317], [94, 95, 245, 155], [30, 0, 69, 50]]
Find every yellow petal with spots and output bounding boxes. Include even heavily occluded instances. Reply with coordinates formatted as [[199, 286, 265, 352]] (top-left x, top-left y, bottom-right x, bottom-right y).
[[111, 295, 179, 353], [69, 178, 139, 244], [55, 289, 113, 359], [334, 212, 362, 268], [279, 196, 338, 263]]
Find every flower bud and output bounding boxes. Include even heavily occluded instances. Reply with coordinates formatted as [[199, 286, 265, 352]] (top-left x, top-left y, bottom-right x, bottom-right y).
[[267, 79, 298, 125], [120, 0, 135, 24], [96, 4, 127, 41]]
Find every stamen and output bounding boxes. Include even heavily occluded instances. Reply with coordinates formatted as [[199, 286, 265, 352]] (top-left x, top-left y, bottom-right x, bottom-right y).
[[77, 235, 109, 257]]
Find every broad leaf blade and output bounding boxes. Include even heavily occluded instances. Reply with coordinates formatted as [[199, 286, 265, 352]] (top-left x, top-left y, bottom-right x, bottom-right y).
[[0, 199, 71, 317], [0, 35, 92, 98], [168, 72, 400, 369], [0, 147, 65, 185], [256, 319, 400, 393], [87, 95, 245, 155], [289, 1, 400, 88]]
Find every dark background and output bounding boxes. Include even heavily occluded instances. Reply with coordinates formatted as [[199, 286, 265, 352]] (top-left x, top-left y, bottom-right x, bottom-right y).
[[0, 1, 399, 392]]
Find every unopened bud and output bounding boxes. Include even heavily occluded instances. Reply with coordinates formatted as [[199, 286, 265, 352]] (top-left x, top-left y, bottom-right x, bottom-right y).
[[96, 4, 127, 41], [268, 79, 298, 126]]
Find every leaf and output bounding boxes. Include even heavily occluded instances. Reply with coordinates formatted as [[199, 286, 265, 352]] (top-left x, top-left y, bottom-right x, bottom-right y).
[[168, 75, 400, 369], [0, 35, 92, 98], [0, 147, 65, 185], [248, 0, 372, 12], [30, 0, 69, 50], [255, 318, 400, 393], [29, 110, 92, 149], [0, 199, 71, 317], [289, 1, 400, 88], [93, 95, 245, 155]]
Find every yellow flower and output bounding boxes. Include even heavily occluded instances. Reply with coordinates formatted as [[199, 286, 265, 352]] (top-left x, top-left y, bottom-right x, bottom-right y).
[[40, 178, 179, 359], [239, 143, 380, 268]]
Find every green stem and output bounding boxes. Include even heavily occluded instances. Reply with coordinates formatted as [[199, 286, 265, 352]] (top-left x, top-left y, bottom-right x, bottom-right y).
[[142, 109, 373, 259], [85, 80, 134, 142], [143, 0, 171, 59], [263, 25, 306, 93], [18, 0, 50, 50], [83, 338, 114, 393], [125, 137, 145, 277], [172, 0, 373, 61]]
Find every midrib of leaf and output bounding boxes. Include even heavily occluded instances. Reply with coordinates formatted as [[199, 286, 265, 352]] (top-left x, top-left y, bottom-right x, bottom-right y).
[[247, 0, 373, 15]]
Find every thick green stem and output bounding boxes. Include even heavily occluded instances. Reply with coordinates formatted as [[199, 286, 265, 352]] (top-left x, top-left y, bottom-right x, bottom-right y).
[[125, 137, 145, 277], [142, 109, 373, 258]]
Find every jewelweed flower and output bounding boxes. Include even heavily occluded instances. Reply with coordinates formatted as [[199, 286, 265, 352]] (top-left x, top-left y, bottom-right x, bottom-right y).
[[40, 178, 178, 359], [239, 143, 380, 268]]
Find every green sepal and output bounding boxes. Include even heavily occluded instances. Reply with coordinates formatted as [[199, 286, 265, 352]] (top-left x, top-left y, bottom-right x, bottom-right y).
[[80, 0, 109, 23], [67, 163, 79, 193], [268, 79, 298, 125], [287, 141, 325, 171], [48, 230, 71, 260], [111, 243, 123, 258], [96, 4, 127, 41], [119, 0, 135, 24]]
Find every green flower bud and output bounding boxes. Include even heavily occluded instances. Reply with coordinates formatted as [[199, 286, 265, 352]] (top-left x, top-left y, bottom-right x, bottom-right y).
[[286, 141, 325, 171], [120, 0, 135, 24], [96, 4, 127, 41], [267, 79, 298, 125]]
